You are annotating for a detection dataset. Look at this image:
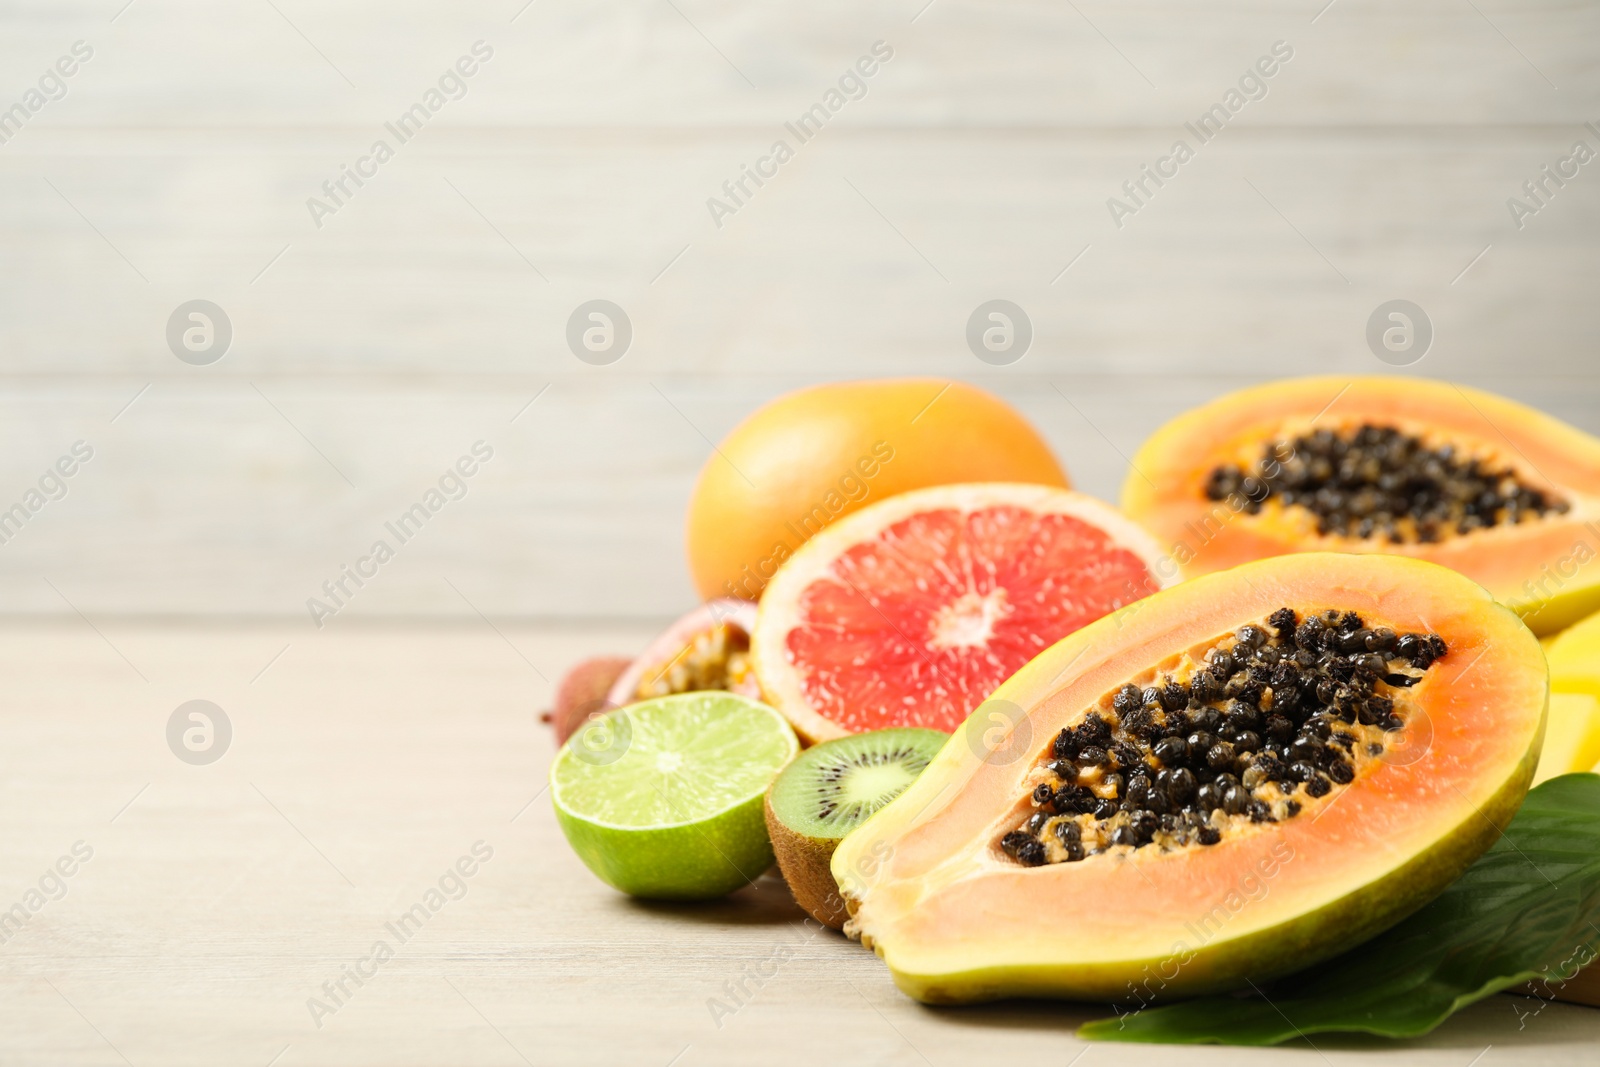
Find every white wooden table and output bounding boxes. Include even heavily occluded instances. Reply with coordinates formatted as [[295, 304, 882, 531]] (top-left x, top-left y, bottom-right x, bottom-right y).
[[0, 620, 1592, 1065]]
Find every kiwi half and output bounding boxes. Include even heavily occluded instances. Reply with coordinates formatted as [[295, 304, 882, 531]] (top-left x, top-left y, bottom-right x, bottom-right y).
[[764, 727, 947, 929]]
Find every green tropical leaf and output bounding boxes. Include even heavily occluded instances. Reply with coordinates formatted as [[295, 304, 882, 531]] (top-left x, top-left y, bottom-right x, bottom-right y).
[[1079, 774, 1600, 1045]]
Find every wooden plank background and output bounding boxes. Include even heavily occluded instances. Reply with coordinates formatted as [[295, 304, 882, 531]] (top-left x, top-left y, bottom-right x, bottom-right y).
[[0, 0, 1597, 620]]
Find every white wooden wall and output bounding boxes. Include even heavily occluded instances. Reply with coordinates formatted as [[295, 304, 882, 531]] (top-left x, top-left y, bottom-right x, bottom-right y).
[[1, 0, 1597, 619]]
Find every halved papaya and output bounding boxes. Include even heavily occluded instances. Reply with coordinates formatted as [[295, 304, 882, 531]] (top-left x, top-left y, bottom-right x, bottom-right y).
[[831, 554, 1545, 1004], [1122, 377, 1600, 634]]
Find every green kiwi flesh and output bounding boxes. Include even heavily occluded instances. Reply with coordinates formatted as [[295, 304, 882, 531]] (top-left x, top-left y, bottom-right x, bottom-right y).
[[765, 728, 947, 928]]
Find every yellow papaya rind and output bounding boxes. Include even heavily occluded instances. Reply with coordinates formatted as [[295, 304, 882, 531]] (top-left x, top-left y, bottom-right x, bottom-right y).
[[1120, 376, 1600, 637], [881, 761, 1530, 1005], [833, 554, 1546, 1004]]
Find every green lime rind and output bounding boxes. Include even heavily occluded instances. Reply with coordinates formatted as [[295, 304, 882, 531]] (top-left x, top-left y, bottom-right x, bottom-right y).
[[553, 792, 773, 900], [550, 691, 798, 901], [1078, 773, 1600, 1045]]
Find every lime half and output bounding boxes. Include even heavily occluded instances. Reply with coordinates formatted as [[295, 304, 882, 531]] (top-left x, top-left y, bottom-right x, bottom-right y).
[[551, 691, 799, 900]]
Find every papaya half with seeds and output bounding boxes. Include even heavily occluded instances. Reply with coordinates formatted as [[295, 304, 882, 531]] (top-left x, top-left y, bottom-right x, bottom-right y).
[[830, 554, 1545, 1004], [1121, 376, 1600, 634]]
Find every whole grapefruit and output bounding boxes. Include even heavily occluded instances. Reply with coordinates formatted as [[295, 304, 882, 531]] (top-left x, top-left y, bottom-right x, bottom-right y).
[[686, 379, 1069, 602]]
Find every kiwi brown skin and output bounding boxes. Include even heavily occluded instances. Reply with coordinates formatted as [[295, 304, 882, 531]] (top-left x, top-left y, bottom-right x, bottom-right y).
[[764, 791, 850, 930], [765, 727, 947, 926]]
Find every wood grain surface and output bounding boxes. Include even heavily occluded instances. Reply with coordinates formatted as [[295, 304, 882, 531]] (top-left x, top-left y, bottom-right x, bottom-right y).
[[0, 1, 1598, 617], [0, 619, 1593, 1066]]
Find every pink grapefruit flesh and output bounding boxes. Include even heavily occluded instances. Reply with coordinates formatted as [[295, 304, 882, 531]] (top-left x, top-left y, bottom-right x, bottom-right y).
[[752, 483, 1173, 743]]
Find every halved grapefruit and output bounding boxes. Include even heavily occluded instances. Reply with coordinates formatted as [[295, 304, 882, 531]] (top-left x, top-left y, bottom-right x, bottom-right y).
[[752, 483, 1174, 743]]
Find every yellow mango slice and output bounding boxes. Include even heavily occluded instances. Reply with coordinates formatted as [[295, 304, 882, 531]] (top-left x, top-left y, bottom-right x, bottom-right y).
[[1533, 692, 1600, 786], [1548, 609, 1600, 700]]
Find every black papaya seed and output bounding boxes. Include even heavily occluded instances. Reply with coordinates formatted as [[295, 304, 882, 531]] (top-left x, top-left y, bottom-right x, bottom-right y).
[[1125, 775, 1152, 806], [1153, 736, 1188, 765], [1355, 653, 1388, 677], [1335, 628, 1368, 654], [1366, 627, 1397, 652], [1268, 607, 1298, 636], [1078, 715, 1111, 745], [1290, 735, 1323, 761], [1112, 742, 1143, 769], [1236, 624, 1267, 649], [1123, 708, 1153, 735], [1222, 785, 1249, 815], [1000, 831, 1030, 856], [1295, 619, 1326, 651], [1007, 604, 1450, 865]]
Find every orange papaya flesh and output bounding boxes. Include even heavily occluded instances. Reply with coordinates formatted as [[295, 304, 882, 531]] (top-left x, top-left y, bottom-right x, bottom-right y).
[[831, 554, 1545, 1004], [1121, 376, 1600, 635]]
